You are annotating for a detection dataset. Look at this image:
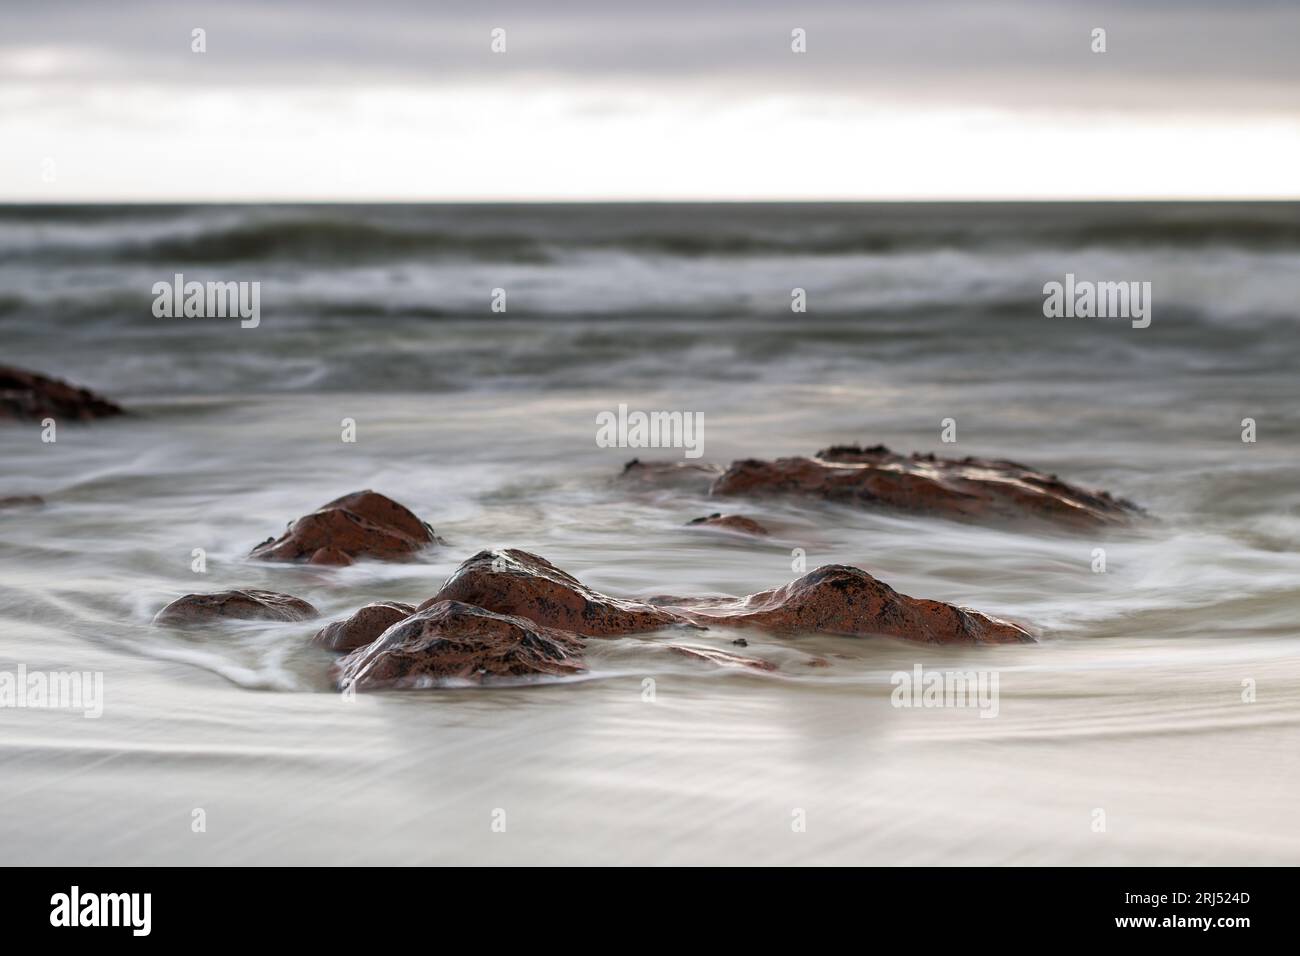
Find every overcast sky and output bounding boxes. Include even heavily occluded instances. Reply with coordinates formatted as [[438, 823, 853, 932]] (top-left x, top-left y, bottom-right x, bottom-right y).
[[3, 0, 1298, 200]]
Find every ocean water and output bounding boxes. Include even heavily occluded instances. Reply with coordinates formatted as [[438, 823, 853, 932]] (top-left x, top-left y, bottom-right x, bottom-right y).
[[2, 202, 1298, 864]]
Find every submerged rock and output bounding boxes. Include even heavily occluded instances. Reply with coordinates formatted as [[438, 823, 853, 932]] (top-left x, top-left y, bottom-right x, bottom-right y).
[[312, 601, 415, 652], [153, 588, 318, 627], [682, 564, 1032, 645], [0, 495, 45, 510], [421, 549, 686, 637], [0, 365, 124, 423], [686, 512, 769, 536], [618, 458, 722, 493], [664, 643, 777, 671], [250, 490, 439, 564], [710, 444, 1142, 530], [334, 600, 586, 689]]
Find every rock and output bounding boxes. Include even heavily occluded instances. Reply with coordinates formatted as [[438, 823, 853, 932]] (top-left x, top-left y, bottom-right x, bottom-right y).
[[153, 588, 319, 627], [0, 365, 124, 423], [710, 444, 1142, 530], [420, 549, 687, 636], [0, 495, 45, 510], [686, 512, 769, 535], [664, 644, 777, 671], [308, 547, 354, 567], [333, 600, 585, 690], [250, 490, 439, 564], [683, 564, 1032, 645], [423, 550, 1029, 646], [619, 458, 722, 493], [312, 601, 415, 652]]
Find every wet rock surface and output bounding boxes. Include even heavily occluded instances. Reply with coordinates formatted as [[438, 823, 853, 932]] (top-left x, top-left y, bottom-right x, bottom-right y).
[[250, 490, 439, 564], [0, 365, 125, 423], [312, 601, 415, 652], [154, 588, 319, 627], [334, 600, 586, 689], [710, 444, 1142, 530], [663, 643, 777, 671], [682, 564, 1033, 645], [422, 549, 687, 636], [686, 512, 769, 535]]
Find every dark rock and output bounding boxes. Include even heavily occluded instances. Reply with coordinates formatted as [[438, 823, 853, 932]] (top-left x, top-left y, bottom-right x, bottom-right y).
[[312, 601, 415, 652], [0, 495, 45, 510], [250, 490, 438, 564], [153, 588, 318, 627], [421, 549, 687, 637], [619, 458, 722, 493], [0, 365, 124, 423], [333, 600, 585, 690], [710, 444, 1142, 530], [687, 512, 769, 535]]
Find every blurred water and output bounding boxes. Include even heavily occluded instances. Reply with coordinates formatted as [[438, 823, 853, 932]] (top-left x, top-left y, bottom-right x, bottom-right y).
[[1, 203, 1298, 863]]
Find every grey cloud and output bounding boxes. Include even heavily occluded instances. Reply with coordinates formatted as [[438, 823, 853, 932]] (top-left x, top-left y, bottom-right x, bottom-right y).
[[2, 0, 1299, 112]]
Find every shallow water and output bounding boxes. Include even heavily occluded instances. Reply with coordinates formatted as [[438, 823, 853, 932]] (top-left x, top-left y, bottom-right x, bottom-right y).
[[2, 203, 1298, 863]]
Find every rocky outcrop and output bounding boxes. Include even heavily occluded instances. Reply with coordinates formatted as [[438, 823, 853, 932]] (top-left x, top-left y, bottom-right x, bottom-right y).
[[319, 550, 1032, 691], [686, 513, 769, 536], [0, 365, 124, 423], [710, 444, 1142, 530], [618, 458, 722, 493], [153, 588, 318, 627], [250, 490, 439, 564], [334, 600, 586, 689], [312, 601, 415, 652], [421, 549, 688, 636], [678, 564, 1032, 645]]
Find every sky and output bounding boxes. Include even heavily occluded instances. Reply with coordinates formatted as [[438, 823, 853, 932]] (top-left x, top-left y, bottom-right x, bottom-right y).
[[3, 0, 1299, 201]]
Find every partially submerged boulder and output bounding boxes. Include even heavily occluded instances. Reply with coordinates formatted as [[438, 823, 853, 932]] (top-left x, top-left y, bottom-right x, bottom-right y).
[[681, 564, 1032, 645], [312, 601, 415, 652], [421, 549, 687, 636], [334, 600, 586, 690], [0, 365, 124, 423], [618, 458, 722, 493], [153, 588, 318, 627], [710, 444, 1141, 530], [686, 513, 769, 536], [251, 490, 439, 564], [664, 643, 777, 671], [0, 495, 45, 510]]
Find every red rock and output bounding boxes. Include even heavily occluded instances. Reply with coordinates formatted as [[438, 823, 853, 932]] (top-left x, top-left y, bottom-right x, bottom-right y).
[[153, 588, 318, 627], [619, 458, 722, 493], [250, 490, 438, 564], [333, 600, 585, 690], [308, 547, 354, 567], [686, 512, 769, 535], [710, 444, 1142, 530], [421, 549, 687, 636], [0, 365, 124, 423], [0, 495, 45, 510], [312, 601, 415, 652], [682, 564, 1032, 645]]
